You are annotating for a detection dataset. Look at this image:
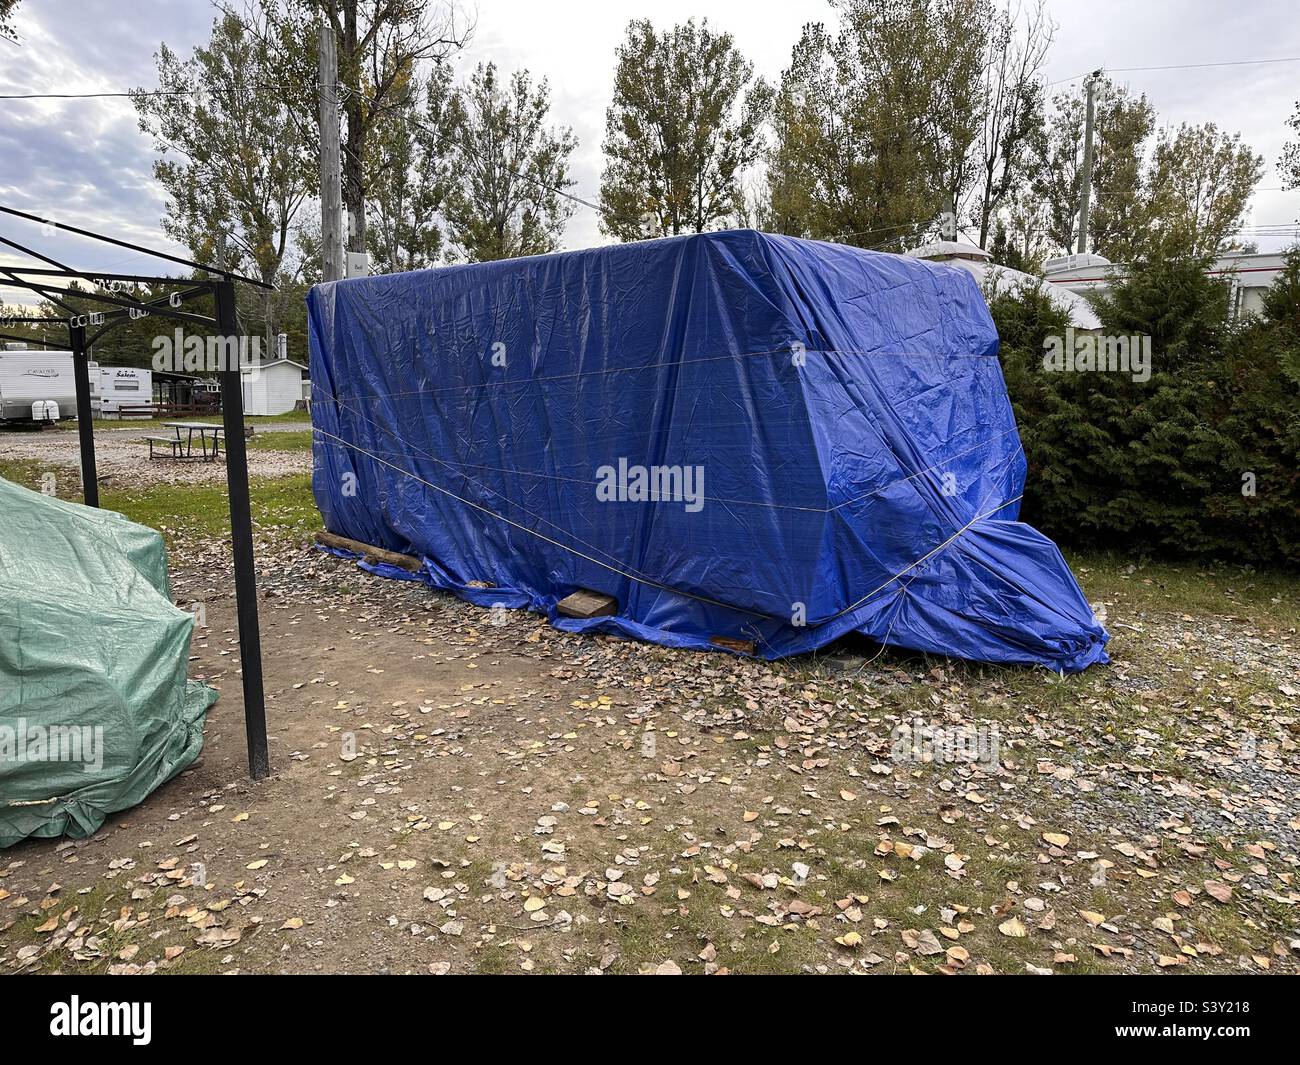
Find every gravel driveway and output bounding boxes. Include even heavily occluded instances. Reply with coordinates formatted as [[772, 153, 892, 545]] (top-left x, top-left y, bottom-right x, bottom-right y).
[[0, 422, 311, 486]]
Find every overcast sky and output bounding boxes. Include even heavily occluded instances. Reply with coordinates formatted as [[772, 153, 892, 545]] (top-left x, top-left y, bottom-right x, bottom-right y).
[[1, 0, 1298, 299]]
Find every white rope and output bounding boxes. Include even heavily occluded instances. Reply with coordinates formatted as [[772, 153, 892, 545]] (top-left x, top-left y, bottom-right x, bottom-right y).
[[312, 424, 779, 620], [312, 425, 1021, 635], [827, 495, 1023, 622]]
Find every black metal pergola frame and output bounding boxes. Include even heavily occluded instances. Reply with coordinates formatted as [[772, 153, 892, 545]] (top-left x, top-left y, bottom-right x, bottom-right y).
[[0, 202, 270, 779]]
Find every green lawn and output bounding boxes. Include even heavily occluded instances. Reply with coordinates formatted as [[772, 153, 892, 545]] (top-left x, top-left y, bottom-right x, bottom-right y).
[[1060, 549, 1300, 628], [0, 456, 318, 546], [246, 429, 314, 452]]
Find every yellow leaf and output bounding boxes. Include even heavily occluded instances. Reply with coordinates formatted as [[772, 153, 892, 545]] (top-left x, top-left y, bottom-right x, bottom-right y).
[[998, 917, 1028, 938]]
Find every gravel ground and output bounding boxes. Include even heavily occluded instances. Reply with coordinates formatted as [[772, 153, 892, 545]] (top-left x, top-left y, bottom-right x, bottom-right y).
[[3, 532, 1295, 975], [0, 423, 311, 486]]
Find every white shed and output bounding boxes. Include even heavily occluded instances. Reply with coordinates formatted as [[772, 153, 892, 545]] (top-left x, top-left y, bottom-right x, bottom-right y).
[[240, 358, 308, 416]]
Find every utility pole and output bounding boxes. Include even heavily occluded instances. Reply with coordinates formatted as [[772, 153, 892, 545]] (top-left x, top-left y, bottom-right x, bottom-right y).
[[1076, 69, 1102, 255], [940, 198, 958, 242], [318, 22, 344, 282]]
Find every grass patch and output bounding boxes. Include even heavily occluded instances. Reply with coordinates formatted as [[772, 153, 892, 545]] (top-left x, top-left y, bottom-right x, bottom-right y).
[[100, 474, 320, 545], [247, 429, 314, 452], [2, 881, 261, 975], [1066, 550, 1300, 628], [0, 457, 319, 546]]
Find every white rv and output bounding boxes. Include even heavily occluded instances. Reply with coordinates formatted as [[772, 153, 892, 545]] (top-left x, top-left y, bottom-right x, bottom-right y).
[[96, 365, 153, 418], [0, 350, 79, 424]]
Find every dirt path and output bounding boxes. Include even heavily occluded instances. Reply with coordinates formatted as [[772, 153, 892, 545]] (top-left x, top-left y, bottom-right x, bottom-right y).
[[2, 542, 1297, 975]]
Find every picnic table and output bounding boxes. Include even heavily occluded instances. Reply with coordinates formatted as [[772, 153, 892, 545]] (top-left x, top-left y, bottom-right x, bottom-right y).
[[142, 421, 252, 461], [164, 421, 226, 460]]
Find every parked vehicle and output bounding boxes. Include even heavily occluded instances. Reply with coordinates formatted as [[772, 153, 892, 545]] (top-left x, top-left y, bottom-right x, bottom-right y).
[[0, 350, 78, 424], [95, 365, 153, 418]]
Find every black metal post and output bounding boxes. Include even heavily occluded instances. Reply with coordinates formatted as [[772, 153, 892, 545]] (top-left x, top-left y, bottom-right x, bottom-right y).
[[214, 281, 270, 779], [69, 323, 98, 508]]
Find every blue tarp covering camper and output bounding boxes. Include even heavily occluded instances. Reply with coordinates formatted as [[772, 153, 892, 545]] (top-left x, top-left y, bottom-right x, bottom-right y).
[[308, 230, 1108, 672]]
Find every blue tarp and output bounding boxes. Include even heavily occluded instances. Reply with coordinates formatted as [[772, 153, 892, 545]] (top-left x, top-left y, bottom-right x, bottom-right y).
[[307, 230, 1108, 671]]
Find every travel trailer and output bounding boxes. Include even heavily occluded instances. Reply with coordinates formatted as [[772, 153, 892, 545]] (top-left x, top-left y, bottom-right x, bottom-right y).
[[0, 350, 78, 424], [95, 365, 153, 418]]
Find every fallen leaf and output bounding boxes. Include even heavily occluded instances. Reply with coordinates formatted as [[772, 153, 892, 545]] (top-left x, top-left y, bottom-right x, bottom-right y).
[[998, 917, 1028, 938], [1204, 880, 1233, 904]]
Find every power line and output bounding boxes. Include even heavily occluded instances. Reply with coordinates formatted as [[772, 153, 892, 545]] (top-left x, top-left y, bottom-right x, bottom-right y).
[[1112, 56, 1300, 74], [0, 89, 197, 100], [827, 220, 928, 243], [1049, 54, 1300, 86]]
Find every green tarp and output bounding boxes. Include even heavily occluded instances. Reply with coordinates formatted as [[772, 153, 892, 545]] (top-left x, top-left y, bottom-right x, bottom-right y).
[[0, 476, 215, 847]]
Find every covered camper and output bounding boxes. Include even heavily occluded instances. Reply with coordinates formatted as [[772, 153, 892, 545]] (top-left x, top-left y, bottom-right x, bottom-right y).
[[0, 477, 215, 847], [308, 230, 1108, 672]]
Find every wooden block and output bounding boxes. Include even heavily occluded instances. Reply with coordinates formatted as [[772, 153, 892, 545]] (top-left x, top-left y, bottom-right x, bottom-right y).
[[315, 530, 423, 573], [709, 635, 756, 655], [556, 589, 618, 619]]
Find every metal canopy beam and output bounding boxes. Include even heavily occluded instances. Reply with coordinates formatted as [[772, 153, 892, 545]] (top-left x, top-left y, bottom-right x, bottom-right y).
[[0, 268, 80, 314], [0, 202, 272, 290], [0, 315, 71, 325], [69, 323, 98, 508], [0, 231, 78, 273], [214, 279, 269, 779], [86, 285, 212, 346], [0, 330, 52, 346], [4, 266, 209, 287], [0, 276, 216, 328]]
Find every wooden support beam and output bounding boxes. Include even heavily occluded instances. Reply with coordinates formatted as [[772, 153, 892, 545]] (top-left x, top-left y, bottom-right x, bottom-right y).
[[315, 530, 424, 573], [709, 635, 756, 655]]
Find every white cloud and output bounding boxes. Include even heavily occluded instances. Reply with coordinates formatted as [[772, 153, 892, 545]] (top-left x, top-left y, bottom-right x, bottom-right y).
[[0, 0, 1296, 305]]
